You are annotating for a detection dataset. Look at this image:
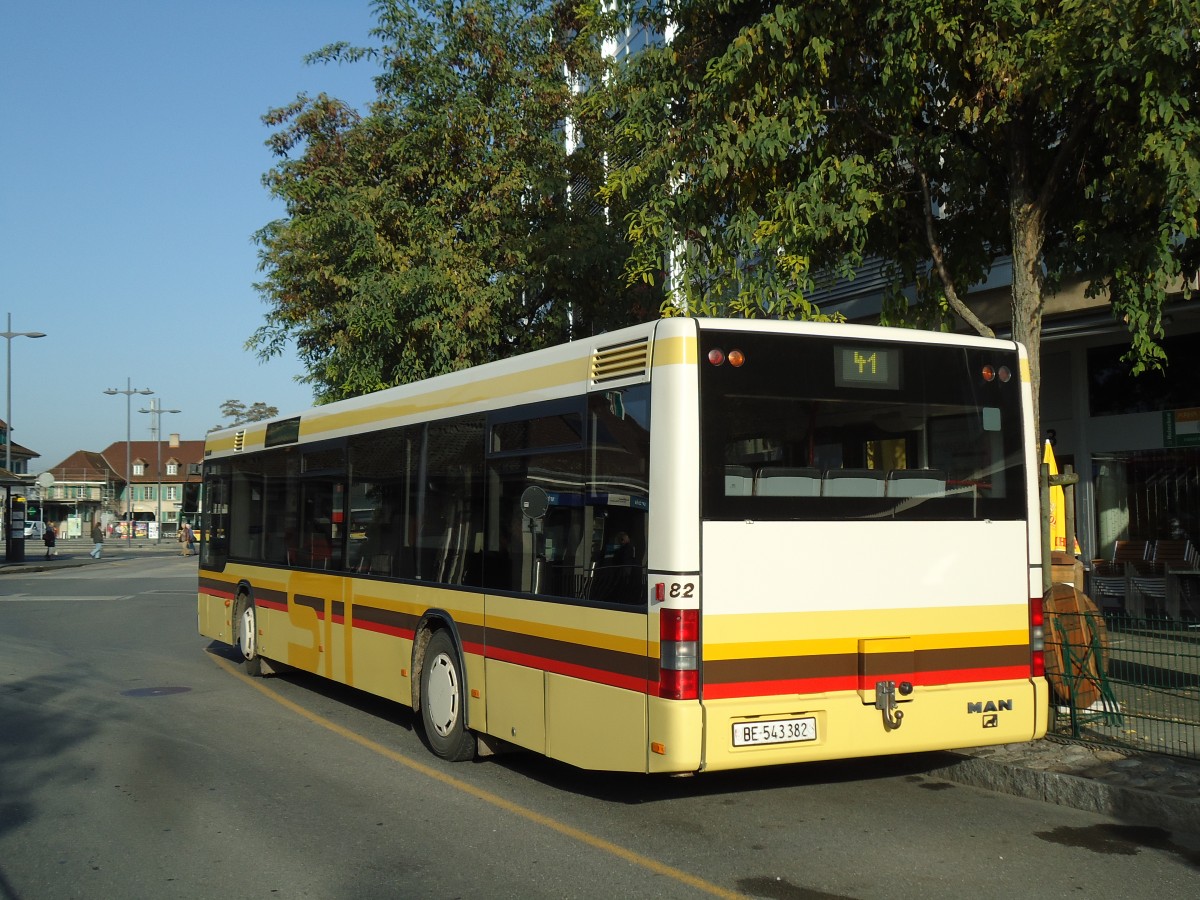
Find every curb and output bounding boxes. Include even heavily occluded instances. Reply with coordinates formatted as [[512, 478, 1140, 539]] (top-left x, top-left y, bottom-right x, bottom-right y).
[[938, 750, 1200, 835]]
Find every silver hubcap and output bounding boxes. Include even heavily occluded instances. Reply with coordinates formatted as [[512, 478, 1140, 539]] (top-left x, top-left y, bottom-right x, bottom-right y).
[[239, 605, 256, 660], [426, 652, 460, 737]]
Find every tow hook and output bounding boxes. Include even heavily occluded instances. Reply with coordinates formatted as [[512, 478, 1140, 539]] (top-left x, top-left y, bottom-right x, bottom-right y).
[[875, 680, 908, 730]]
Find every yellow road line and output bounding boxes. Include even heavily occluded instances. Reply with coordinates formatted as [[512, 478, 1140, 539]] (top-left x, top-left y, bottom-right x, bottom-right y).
[[208, 652, 738, 899]]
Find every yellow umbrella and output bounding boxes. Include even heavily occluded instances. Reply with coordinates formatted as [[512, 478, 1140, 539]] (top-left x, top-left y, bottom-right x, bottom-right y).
[[1044, 440, 1080, 555]]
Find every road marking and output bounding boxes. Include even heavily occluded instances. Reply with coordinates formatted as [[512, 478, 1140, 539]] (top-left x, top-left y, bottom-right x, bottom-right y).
[[208, 652, 739, 899], [0, 596, 127, 602]]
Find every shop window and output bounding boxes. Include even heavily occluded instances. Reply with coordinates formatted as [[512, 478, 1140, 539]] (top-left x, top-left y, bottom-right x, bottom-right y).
[[1093, 448, 1200, 559], [1088, 333, 1200, 416]]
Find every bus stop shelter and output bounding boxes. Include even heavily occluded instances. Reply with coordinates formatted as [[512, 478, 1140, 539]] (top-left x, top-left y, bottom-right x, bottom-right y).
[[0, 467, 33, 561]]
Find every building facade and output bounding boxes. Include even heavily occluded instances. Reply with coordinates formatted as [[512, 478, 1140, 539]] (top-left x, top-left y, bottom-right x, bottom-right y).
[[39, 440, 205, 538]]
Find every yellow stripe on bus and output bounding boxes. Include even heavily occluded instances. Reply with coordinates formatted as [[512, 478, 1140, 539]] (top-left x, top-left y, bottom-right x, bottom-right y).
[[651, 335, 697, 368], [703, 605, 1029, 644], [207, 328, 702, 456], [704, 630, 1029, 661], [304, 358, 588, 439]]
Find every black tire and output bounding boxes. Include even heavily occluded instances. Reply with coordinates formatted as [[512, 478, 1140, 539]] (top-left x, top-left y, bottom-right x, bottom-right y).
[[419, 630, 476, 761], [237, 595, 263, 677]]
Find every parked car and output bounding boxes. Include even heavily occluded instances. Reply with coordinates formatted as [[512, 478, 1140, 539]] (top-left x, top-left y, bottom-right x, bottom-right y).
[[24, 520, 44, 540]]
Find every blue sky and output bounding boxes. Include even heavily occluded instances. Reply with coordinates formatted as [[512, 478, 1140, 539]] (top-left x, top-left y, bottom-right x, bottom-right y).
[[1, 1, 381, 469]]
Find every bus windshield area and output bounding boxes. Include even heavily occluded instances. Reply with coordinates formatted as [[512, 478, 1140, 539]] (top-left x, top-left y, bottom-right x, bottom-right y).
[[700, 331, 1028, 521]]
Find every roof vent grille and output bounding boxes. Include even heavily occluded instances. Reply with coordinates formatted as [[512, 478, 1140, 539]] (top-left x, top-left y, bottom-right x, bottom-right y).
[[233, 430, 246, 452], [590, 338, 650, 385]]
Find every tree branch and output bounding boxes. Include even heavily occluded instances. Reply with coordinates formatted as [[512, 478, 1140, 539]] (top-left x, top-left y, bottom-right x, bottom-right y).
[[919, 169, 995, 338]]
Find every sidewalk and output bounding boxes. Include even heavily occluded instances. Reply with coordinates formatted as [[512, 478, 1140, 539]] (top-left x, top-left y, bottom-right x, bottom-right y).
[[2, 545, 1197, 833], [941, 738, 1200, 835], [1, 536, 193, 572]]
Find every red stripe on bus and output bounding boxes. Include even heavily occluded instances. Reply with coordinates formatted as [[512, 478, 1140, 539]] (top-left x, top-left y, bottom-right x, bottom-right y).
[[915, 665, 1032, 686], [488, 646, 649, 693], [702, 665, 1032, 700], [353, 620, 416, 640]]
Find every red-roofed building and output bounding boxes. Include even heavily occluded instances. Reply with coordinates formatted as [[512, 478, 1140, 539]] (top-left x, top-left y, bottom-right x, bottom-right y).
[[39, 439, 204, 538]]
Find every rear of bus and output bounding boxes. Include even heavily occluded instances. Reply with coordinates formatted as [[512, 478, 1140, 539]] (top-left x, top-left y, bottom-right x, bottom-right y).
[[653, 319, 1047, 773]]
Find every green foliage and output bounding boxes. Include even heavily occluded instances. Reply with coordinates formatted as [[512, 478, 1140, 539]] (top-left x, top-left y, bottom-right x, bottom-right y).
[[213, 400, 280, 432], [602, 0, 1200, 424], [251, 0, 651, 402]]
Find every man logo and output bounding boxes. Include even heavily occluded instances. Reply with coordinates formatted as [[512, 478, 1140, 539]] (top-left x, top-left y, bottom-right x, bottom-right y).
[[982, 714, 999, 728], [967, 699, 1013, 714]]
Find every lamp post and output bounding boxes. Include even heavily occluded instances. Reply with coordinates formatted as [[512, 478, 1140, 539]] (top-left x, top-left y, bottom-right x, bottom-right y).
[[3, 313, 47, 473], [138, 398, 180, 543], [104, 378, 153, 548]]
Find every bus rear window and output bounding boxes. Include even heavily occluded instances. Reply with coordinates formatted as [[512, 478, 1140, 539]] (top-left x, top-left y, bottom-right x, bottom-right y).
[[700, 331, 1027, 521]]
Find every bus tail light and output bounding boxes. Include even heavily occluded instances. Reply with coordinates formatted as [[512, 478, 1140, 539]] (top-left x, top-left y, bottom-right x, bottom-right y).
[[659, 608, 699, 700], [1029, 596, 1045, 677]]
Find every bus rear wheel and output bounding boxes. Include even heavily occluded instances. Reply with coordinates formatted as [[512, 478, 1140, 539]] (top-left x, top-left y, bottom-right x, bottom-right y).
[[238, 595, 262, 677], [420, 630, 476, 761]]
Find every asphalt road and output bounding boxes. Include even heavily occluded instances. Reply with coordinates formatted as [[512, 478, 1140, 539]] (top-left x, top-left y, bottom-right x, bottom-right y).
[[1, 558, 1197, 899]]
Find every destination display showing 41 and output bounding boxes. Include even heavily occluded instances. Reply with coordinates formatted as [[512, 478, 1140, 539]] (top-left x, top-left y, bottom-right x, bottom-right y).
[[834, 345, 901, 390]]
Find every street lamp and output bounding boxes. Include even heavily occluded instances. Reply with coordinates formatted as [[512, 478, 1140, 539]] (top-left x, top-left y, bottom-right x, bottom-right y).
[[104, 378, 153, 548], [138, 398, 180, 543], [3, 313, 47, 473]]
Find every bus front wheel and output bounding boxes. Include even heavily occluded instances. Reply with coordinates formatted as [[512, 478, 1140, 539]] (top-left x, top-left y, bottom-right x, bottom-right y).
[[238, 595, 262, 677], [419, 630, 476, 761]]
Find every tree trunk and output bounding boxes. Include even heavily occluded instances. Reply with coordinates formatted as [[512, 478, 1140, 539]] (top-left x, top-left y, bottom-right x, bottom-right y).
[[1008, 132, 1047, 449], [1010, 218, 1045, 448]]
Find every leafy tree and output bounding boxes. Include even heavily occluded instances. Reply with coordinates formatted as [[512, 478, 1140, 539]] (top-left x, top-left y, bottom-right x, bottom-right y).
[[211, 400, 280, 432], [250, 0, 649, 403], [601, 0, 1200, 434]]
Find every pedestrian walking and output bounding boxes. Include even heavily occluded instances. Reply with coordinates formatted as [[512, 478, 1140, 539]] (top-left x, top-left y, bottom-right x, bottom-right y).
[[179, 522, 196, 557], [43, 522, 57, 559], [90, 521, 104, 559]]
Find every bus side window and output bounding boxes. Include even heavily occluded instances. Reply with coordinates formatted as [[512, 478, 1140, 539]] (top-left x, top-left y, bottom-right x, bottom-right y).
[[421, 417, 485, 587], [588, 386, 650, 605]]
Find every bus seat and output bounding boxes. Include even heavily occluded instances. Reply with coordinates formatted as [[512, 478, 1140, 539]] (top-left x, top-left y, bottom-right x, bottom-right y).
[[885, 468, 947, 498], [754, 467, 821, 497], [724, 465, 754, 496], [822, 468, 885, 497], [357, 553, 392, 575]]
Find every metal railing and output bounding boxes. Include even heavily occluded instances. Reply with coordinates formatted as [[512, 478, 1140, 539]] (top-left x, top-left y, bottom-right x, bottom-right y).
[[1044, 608, 1200, 759]]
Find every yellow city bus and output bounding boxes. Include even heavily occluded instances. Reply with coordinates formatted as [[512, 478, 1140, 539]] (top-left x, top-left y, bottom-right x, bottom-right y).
[[197, 318, 1047, 773]]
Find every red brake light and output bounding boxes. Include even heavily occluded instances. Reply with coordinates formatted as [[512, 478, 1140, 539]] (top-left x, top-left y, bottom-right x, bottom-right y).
[[659, 609, 699, 700], [659, 669, 698, 702], [661, 608, 698, 642], [1030, 596, 1045, 677]]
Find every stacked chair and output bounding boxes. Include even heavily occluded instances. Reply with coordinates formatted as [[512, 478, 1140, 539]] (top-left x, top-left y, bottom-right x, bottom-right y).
[[1087, 540, 1150, 613], [1091, 538, 1198, 620]]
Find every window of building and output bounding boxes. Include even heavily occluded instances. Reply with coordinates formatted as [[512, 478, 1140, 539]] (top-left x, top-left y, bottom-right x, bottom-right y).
[[1093, 447, 1200, 559], [1088, 333, 1200, 416], [166, 486, 179, 501], [167, 462, 179, 476], [133, 463, 145, 476]]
